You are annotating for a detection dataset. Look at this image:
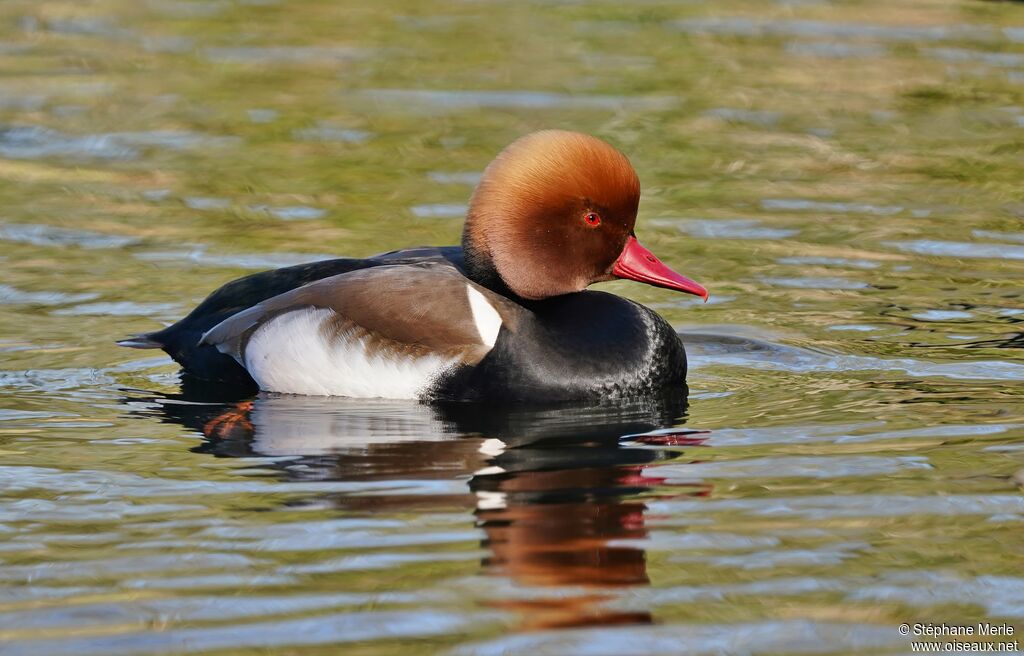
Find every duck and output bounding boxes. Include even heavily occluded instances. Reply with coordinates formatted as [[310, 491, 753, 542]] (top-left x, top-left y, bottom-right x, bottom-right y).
[[120, 130, 708, 402]]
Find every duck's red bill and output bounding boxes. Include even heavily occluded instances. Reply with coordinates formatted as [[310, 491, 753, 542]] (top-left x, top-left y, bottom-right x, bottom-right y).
[[612, 236, 708, 301]]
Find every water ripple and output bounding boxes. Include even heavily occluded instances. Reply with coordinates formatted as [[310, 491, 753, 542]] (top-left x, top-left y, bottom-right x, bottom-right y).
[[5, 609, 497, 656], [668, 17, 999, 43], [649, 494, 1024, 520], [454, 620, 902, 656], [0, 223, 137, 249], [359, 89, 677, 112], [886, 239, 1024, 260], [652, 218, 799, 240]]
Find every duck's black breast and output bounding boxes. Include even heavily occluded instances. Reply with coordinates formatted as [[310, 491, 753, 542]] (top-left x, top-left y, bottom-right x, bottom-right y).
[[431, 290, 687, 402]]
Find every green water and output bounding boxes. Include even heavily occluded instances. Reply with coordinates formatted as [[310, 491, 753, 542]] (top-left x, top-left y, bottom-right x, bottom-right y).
[[1, 0, 1023, 654]]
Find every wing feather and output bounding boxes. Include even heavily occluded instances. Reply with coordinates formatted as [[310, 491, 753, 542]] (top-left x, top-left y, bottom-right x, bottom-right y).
[[200, 262, 517, 368]]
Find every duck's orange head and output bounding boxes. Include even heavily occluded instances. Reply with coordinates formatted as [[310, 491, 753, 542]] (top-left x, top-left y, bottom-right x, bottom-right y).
[[462, 130, 707, 301]]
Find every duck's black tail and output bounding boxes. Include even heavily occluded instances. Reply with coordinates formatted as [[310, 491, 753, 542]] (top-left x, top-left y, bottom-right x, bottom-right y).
[[117, 333, 163, 349], [118, 324, 254, 384]]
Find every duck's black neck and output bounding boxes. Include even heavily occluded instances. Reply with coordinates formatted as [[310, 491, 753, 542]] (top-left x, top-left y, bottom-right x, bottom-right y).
[[461, 231, 520, 302], [460, 231, 573, 312]]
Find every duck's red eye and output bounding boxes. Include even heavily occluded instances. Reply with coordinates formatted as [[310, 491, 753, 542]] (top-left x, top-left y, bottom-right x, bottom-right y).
[[584, 212, 601, 227]]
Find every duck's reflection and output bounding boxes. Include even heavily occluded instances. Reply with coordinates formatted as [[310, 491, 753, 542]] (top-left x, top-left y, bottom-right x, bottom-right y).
[[141, 380, 708, 629], [473, 448, 656, 628]]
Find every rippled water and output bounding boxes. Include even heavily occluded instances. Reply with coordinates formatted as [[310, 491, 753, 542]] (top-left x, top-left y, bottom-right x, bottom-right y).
[[1, 0, 1023, 654]]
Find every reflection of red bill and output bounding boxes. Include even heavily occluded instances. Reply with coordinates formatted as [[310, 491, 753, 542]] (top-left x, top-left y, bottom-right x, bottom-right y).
[[618, 465, 715, 503], [620, 429, 711, 447], [617, 465, 667, 489]]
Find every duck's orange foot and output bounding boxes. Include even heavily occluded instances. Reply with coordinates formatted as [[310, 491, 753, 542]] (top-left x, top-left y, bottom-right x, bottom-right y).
[[203, 401, 254, 439]]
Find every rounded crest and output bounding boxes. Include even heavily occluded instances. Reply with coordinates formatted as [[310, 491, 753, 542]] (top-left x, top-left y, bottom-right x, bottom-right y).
[[462, 130, 641, 300]]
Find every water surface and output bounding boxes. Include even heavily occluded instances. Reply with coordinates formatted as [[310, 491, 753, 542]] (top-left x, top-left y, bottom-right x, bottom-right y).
[[1, 0, 1023, 654]]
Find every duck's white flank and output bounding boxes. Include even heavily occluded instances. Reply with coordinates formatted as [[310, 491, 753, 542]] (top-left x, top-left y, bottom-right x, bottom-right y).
[[466, 284, 502, 348], [477, 438, 506, 457], [242, 308, 459, 399]]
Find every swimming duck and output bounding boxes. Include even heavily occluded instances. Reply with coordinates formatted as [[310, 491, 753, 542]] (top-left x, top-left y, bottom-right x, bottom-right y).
[[120, 130, 707, 401]]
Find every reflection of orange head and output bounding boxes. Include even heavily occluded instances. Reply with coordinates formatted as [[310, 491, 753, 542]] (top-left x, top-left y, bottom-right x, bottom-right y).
[[475, 465, 654, 630], [481, 499, 650, 588], [479, 467, 650, 587]]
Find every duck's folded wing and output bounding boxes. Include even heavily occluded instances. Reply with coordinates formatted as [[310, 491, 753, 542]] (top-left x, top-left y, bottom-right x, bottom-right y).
[[198, 263, 514, 397]]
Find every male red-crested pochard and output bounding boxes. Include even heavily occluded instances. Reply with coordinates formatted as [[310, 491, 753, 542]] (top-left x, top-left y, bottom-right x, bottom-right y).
[[120, 130, 708, 401]]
